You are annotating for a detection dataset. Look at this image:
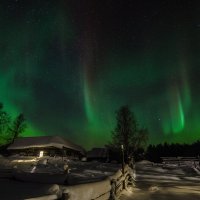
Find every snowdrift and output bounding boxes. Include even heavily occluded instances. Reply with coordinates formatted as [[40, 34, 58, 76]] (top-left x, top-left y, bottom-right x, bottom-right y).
[[63, 178, 111, 200]]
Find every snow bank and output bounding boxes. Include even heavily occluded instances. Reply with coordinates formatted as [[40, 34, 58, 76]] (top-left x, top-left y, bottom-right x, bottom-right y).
[[136, 160, 153, 165], [13, 170, 68, 184], [0, 155, 133, 199], [63, 178, 111, 200], [62, 164, 134, 200], [66, 161, 121, 185]]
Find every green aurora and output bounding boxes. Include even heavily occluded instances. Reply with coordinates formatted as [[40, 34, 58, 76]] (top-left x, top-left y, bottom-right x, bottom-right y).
[[1, 0, 200, 149]]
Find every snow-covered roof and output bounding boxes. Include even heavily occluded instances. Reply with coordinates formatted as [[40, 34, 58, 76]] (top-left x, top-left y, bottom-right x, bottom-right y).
[[7, 136, 85, 154]]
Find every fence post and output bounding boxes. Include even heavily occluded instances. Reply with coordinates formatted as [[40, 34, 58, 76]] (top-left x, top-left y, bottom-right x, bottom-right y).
[[61, 193, 69, 200], [121, 145, 126, 189], [110, 180, 117, 200]]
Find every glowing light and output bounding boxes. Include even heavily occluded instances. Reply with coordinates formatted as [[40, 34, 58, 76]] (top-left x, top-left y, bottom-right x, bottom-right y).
[[171, 93, 185, 133], [11, 159, 37, 163], [163, 84, 185, 135], [0, 1, 199, 148], [39, 151, 44, 158], [83, 77, 95, 123]]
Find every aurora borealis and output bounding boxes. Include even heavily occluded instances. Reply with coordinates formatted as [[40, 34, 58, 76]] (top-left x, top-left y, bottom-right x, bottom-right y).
[[1, 0, 200, 149]]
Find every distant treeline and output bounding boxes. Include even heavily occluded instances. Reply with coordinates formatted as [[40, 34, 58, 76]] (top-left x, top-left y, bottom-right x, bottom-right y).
[[146, 141, 200, 163]]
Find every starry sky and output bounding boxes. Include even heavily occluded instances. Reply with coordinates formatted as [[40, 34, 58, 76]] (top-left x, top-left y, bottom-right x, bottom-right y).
[[1, 0, 200, 149]]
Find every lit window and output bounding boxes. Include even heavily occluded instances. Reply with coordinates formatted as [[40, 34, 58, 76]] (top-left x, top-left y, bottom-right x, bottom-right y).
[[39, 151, 44, 157]]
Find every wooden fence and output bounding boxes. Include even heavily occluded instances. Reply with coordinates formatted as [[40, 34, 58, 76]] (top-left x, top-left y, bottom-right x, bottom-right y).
[[26, 164, 135, 200], [61, 164, 135, 200], [161, 157, 200, 167]]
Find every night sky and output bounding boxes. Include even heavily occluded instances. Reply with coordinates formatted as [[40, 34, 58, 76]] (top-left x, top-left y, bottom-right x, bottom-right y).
[[1, 0, 200, 149]]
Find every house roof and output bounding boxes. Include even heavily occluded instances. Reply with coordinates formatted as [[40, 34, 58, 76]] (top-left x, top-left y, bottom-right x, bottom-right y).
[[7, 136, 85, 154]]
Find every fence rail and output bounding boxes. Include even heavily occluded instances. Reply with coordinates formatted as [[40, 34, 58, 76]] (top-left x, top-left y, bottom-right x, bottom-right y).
[[62, 164, 135, 200], [24, 164, 135, 200], [161, 157, 200, 167]]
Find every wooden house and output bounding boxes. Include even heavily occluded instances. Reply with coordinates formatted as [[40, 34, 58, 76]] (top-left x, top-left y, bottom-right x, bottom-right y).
[[7, 136, 85, 160]]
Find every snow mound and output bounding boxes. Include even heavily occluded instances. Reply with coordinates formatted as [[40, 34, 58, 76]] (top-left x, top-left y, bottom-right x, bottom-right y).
[[149, 185, 159, 192], [63, 178, 111, 200], [137, 160, 152, 165]]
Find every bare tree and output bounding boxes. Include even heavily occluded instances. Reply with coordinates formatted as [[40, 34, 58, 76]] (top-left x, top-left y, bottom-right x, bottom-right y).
[[111, 105, 148, 160], [0, 103, 11, 136], [9, 113, 26, 143]]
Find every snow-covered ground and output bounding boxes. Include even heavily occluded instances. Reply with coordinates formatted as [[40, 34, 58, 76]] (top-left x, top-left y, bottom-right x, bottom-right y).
[[120, 160, 200, 200], [4, 155, 200, 200], [0, 155, 121, 199], [0, 179, 60, 200], [67, 160, 121, 185], [0, 155, 121, 183]]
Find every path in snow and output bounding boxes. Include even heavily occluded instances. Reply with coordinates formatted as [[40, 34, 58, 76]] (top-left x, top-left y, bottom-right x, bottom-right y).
[[120, 161, 200, 200]]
